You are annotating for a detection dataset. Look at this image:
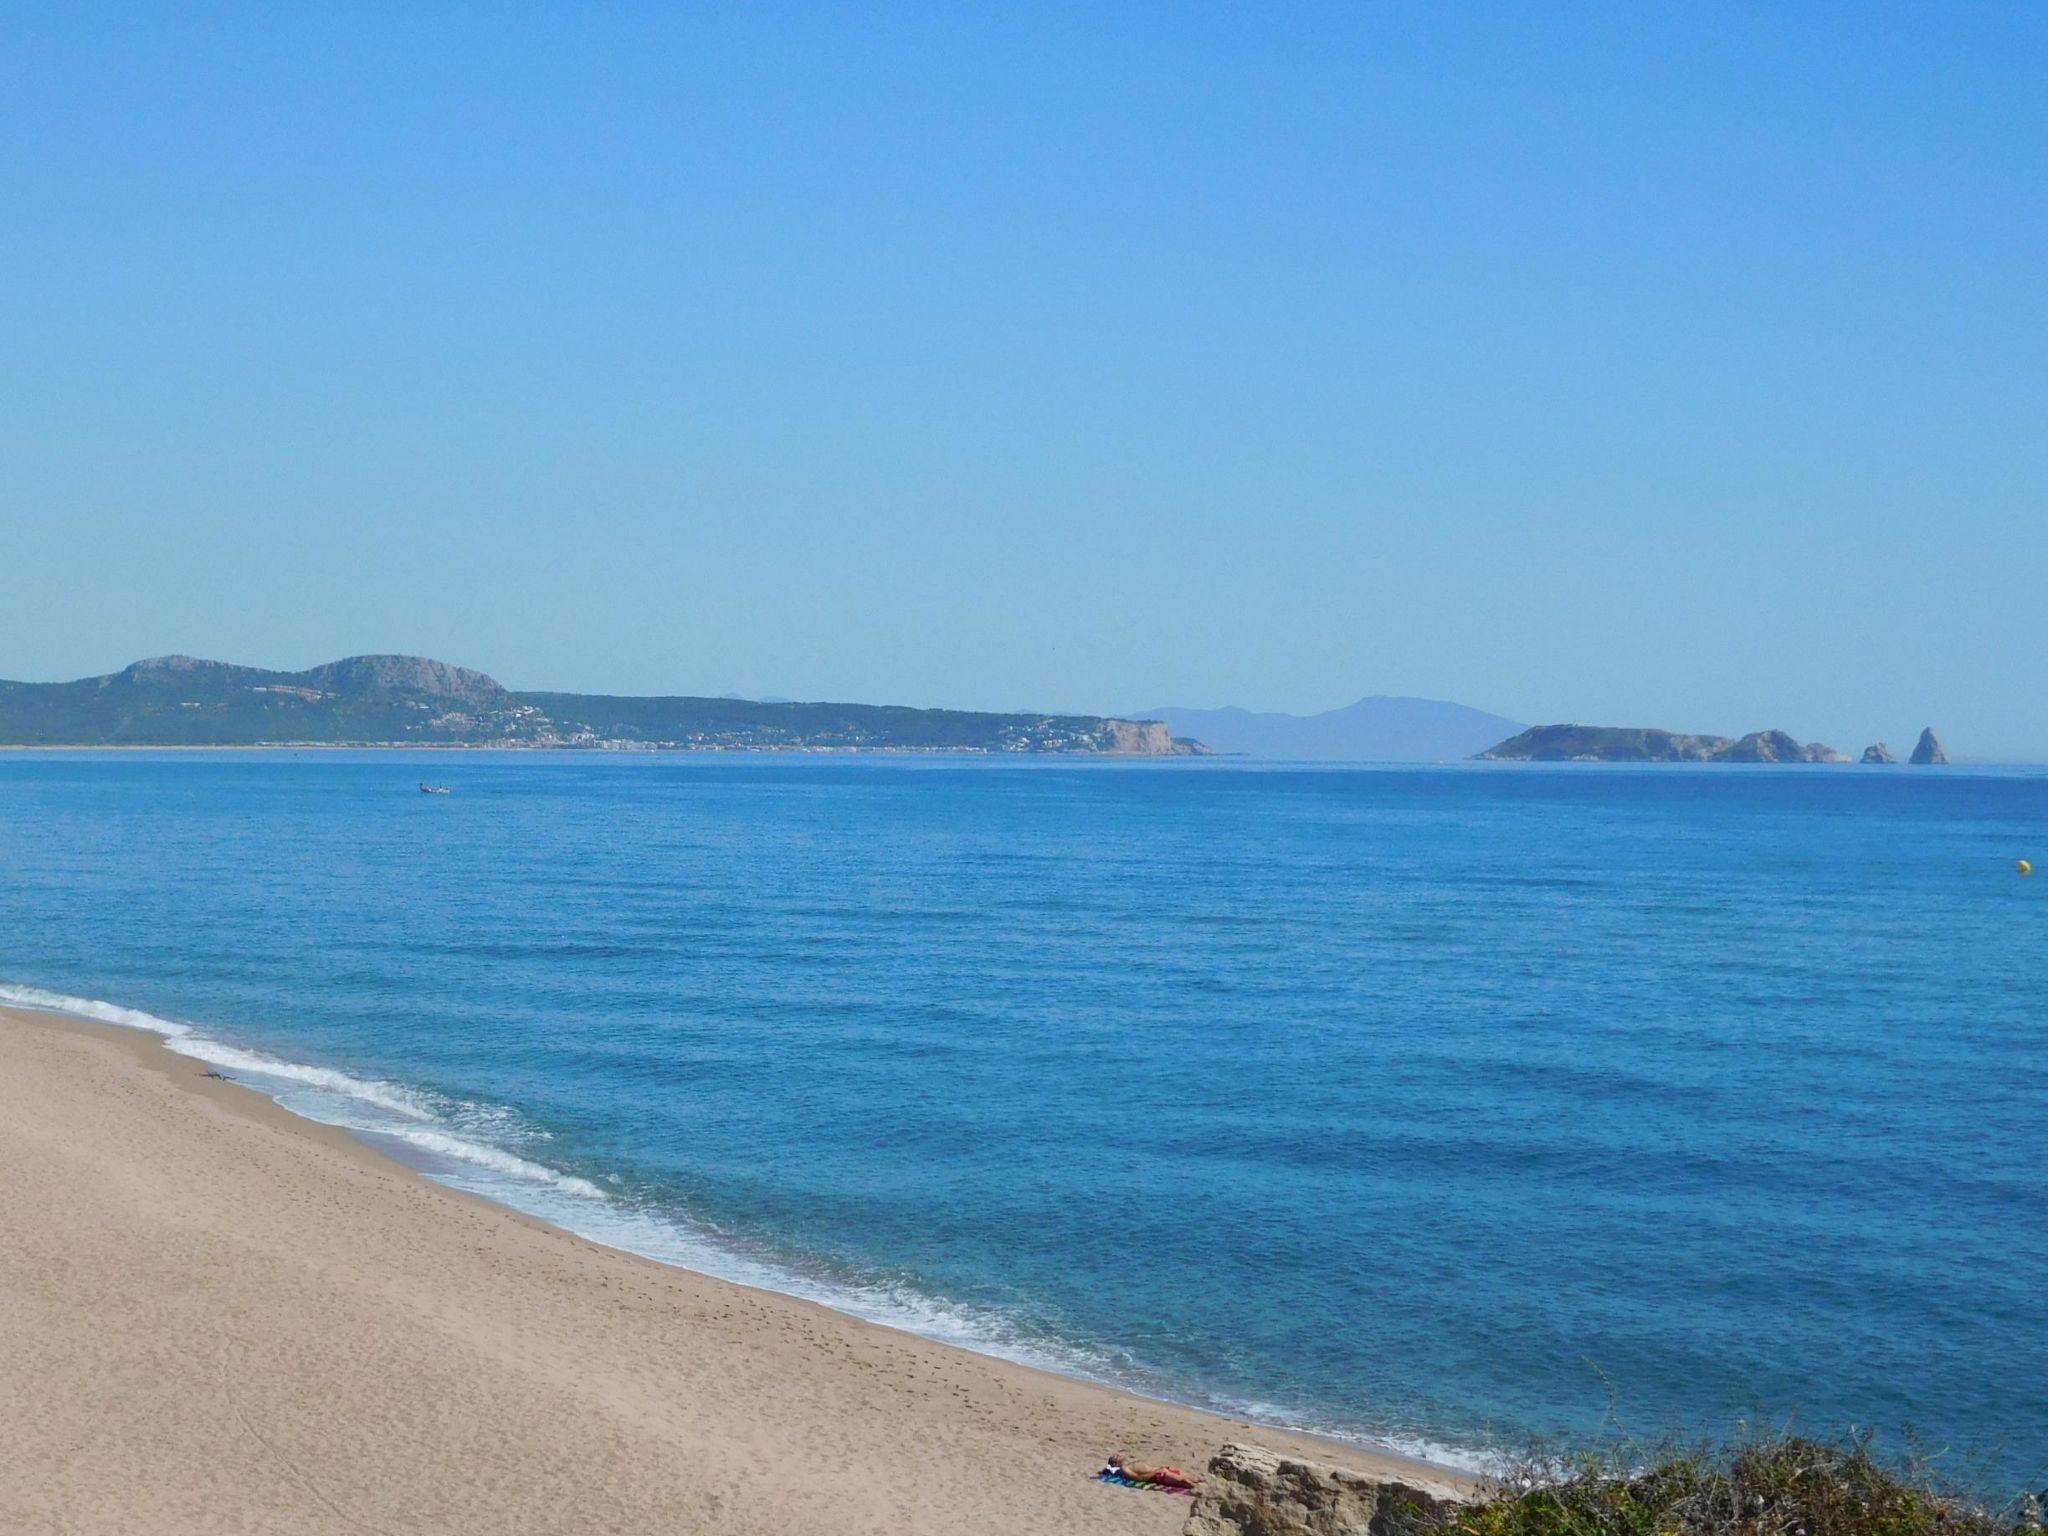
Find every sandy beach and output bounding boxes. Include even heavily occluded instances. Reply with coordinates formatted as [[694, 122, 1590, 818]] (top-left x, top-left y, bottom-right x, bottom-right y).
[[0, 1004, 1461, 1535]]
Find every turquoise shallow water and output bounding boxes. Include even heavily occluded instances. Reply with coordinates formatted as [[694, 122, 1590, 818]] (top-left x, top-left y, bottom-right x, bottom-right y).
[[1, 753, 2042, 1487]]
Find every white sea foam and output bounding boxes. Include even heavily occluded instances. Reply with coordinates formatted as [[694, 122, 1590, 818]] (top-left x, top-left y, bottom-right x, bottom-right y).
[[163, 1037, 441, 1121], [0, 982, 442, 1123], [369, 1124, 610, 1200], [1, 978, 1485, 1477], [0, 982, 195, 1038]]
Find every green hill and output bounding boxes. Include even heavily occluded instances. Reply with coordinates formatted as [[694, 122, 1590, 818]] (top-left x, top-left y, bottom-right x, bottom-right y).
[[0, 655, 1204, 755]]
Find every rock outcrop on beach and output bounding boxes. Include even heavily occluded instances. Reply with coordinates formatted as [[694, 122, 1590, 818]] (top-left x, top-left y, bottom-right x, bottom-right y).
[[1182, 1443, 1464, 1536], [1909, 728, 1949, 765], [1479, 725, 1844, 764], [1861, 743, 1897, 764]]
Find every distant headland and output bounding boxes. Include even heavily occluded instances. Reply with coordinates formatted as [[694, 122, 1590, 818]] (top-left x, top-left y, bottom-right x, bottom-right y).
[[0, 655, 1207, 755], [1480, 723, 1952, 764]]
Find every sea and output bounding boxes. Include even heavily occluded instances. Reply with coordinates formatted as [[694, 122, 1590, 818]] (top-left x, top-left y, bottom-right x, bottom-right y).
[[1, 752, 2042, 1491]]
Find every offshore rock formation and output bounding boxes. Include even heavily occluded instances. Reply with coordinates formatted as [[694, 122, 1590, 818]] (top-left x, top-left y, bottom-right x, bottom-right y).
[[1717, 730, 1847, 764], [1479, 725, 1843, 763], [1182, 1443, 1464, 1536], [1909, 728, 1950, 765], [1861, 743, 1897, 764]]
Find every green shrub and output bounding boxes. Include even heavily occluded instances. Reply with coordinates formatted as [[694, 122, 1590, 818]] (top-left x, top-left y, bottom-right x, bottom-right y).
[[1435, 1435, 2037, 1536]]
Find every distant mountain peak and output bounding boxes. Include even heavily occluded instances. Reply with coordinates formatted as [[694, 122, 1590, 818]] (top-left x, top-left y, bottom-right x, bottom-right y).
[[1346, 693, 1458, 709], [125, 654, 224, 673], [299, 655, 507, 703], [1140, 694, 1524, 761]]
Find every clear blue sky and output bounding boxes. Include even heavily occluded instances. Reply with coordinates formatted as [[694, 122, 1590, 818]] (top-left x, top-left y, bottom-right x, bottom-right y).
[[3, 4, 2042, 756]]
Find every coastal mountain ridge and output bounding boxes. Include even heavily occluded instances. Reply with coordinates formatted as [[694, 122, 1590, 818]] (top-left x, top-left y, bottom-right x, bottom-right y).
[[0, 655, 1205, 754], [1481, 723, 1951, 764], [1140, 695, 1525, 761]]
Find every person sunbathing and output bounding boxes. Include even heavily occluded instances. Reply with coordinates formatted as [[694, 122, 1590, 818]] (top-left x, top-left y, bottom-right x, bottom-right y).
[[1105, 1454, 1201, 1489]]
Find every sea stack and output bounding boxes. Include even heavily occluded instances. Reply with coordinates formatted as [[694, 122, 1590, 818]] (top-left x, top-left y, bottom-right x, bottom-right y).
[[1909, 728, 1949, 765], [1860, 743, 1897, 764]]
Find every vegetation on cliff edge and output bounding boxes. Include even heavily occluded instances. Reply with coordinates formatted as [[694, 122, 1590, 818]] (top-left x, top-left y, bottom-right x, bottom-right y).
[[1426, 1435, 2039, 1536]]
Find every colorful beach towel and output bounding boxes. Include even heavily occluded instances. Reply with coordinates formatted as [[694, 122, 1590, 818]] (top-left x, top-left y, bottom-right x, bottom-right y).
[[1097, 1470, 1195, 1496]]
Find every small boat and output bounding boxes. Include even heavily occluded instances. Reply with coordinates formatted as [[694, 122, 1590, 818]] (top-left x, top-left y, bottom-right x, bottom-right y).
[[419, 782, 452, 795]]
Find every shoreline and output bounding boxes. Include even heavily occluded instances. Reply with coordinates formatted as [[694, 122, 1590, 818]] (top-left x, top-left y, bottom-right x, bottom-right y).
[[0, 743, 1199, 757], [0, 1001, 1467, 1534]]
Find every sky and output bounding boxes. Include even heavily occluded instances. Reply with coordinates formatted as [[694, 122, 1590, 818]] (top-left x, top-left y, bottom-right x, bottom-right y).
[[2, 4, 2043, 757]]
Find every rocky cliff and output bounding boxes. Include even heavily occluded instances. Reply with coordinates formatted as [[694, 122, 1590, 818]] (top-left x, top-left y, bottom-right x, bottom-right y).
[[1101, 718, 1193, 755]]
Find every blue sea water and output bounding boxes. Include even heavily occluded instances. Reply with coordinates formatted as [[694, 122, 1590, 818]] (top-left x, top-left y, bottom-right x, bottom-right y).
[[1, 753, 2042, 1489]]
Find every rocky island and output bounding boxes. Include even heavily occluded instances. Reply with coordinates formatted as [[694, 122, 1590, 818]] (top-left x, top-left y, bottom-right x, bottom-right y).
[[1479, 725, 1846, 763], [0, 655, 1208, 755], [1481, 723, 1962, 765]]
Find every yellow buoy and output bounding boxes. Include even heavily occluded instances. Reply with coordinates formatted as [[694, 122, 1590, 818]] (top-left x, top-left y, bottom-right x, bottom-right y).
[[2021, 859, 2035, 876]]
